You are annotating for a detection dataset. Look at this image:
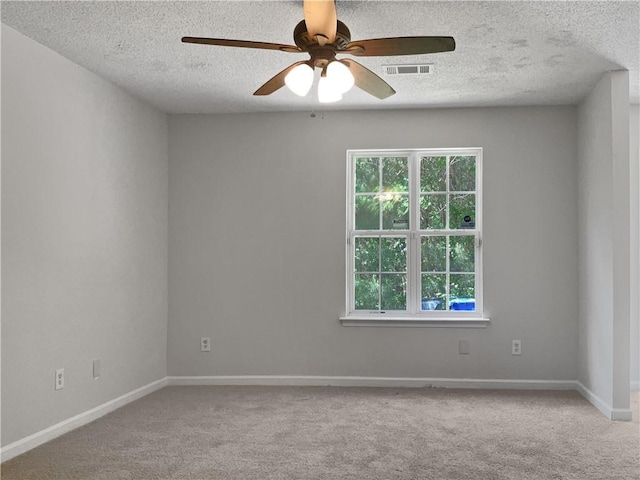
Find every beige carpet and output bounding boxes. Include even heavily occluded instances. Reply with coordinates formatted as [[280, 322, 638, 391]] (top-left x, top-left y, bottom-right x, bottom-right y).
[[2, 386, 639, 480]]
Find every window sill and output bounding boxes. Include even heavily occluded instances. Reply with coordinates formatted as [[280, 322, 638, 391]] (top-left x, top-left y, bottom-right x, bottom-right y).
[[339, 316, 491, 328]]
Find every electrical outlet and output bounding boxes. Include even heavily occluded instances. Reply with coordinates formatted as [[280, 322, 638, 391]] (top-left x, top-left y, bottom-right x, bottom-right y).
[[201, 337, 211, 352], [459, 339, 470, 355], [55, 368, 65, 390], [93, 359, 101, 379], [512, 340, 522, 356]]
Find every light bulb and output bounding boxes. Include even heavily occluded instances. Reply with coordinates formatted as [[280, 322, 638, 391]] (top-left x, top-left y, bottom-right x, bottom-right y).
[[284, 63, 314, 96], [326, 60, 354, 94], [318, 75, 342, 103]]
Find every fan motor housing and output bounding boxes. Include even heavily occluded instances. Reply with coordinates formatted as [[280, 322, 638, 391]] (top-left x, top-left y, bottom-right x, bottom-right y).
[[293, 20, 351, 50]]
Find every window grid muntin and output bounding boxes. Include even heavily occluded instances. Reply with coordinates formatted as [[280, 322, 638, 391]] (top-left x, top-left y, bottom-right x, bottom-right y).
[[353, 156, 410, 231], [351, 233, 409, 312], [419, 233, 477, 312], [419, 155, 477, 231]]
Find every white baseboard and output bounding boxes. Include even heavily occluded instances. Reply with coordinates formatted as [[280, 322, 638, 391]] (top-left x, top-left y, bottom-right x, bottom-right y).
[[575, 381, 633, 421], [1, 377, 168, 463], [610, 408, 634, 421], [167, 375, 577, 390]]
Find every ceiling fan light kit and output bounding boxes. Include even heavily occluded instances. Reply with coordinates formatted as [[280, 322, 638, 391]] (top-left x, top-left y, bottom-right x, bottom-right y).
[[318, 72, 343, 103], [286, 59, 354, 103], [284, 63, 314, 96], [182, 0, 455, 103], [326, 60, 355, 92]]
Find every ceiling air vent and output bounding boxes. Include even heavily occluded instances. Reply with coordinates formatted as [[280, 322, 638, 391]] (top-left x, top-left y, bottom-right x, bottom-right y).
[[383, 64, 433, 76]]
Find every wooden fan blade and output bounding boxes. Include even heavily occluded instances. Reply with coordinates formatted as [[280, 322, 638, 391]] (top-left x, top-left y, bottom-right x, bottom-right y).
[[303, 0, 337, 44], [182, 37, 301, 53], [344, 36, 455, 56], [341, 59, 395, 99], [254, 61, 308, 96]]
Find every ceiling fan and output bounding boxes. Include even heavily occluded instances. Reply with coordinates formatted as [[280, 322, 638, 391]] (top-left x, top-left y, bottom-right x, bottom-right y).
[[182, 0, 455, 103]]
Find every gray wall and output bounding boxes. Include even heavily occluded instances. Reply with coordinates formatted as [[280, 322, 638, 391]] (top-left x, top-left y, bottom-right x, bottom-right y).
[[1, 26, 168, 446], [631, 104, 639, 390], [168, 107, 579, 380], [577, 71, 631, 412]]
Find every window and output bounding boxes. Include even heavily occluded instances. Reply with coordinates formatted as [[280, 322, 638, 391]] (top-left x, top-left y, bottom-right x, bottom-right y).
[[343, 149, 485, 326]]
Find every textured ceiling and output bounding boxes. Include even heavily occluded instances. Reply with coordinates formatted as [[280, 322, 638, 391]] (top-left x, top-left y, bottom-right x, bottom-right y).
[[2, 1, 638, 114]]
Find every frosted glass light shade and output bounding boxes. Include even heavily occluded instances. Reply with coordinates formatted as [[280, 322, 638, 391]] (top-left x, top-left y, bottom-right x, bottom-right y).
[[326, 60, 354, 94], [318, 75, 342, 103], [285, 63, 314, 96]]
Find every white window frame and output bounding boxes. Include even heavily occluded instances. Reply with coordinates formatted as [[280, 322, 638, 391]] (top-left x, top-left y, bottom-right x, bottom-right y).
[[341, 148, 489, 327]]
